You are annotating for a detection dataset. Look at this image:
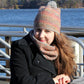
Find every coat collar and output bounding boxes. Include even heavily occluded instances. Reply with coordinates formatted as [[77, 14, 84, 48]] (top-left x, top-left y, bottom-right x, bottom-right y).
[[23, 33, 56, 75]]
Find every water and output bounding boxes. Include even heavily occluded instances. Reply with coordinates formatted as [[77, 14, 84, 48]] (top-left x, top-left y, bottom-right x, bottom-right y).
[[61, 8, 84, 27], [0, 8, 84, 28], [0, 9, 37, 26], [0, 8, 84, 75]]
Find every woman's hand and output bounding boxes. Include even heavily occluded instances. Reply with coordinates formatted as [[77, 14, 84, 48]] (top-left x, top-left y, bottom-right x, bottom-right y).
[[53, 74, 71, 84]]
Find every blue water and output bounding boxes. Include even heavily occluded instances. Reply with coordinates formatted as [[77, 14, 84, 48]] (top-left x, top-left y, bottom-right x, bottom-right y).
[[61, 8, 84, 27], [0, 8, 84, 28]]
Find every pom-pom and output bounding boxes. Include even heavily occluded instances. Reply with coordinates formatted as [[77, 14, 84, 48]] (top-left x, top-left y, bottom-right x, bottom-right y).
[[47, 1, 57, 8]]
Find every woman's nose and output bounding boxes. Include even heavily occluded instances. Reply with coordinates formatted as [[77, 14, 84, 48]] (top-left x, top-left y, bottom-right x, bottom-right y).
[[39, 31, 45, 38]]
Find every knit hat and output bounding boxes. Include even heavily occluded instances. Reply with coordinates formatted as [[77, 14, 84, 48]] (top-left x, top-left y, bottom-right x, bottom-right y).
[[34, 1, 61, 34]]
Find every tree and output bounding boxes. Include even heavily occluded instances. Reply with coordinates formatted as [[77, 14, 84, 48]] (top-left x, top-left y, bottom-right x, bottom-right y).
[[59, 0, 83, 8], [14, 0, 18, 9], [0, 0, 83, 9], [7, 0, 14, 8], [0, 0, 7, 8], [29, 0, 50, 8], [7, 0, 18, 9], [83, 0, 84, 7]]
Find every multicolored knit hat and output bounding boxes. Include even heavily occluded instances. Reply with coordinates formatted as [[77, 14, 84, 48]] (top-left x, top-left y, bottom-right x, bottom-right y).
[[34, 1, 61, 34]]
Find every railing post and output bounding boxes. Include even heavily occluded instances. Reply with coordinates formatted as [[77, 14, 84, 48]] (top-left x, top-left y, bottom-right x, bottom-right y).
[[5, 36, 11, 78], [71, 41, 80, 63], [71, 41, 80, 76], [79, 45, 83, 77]]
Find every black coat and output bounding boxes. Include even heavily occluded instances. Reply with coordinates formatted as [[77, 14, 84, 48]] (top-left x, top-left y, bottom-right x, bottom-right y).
[[10, 33, 57, 84]]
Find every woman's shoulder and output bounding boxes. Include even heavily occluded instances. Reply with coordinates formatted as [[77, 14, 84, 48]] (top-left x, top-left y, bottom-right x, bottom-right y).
[[12, 34, 30, 47], [12, 39, 26, 46]]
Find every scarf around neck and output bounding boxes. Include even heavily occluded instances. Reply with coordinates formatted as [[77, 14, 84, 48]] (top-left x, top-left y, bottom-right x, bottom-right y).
[[29, 30, 59, 61]]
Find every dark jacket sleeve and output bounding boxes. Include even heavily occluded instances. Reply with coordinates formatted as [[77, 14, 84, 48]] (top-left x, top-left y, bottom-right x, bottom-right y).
[[10, 40, 55, 84]]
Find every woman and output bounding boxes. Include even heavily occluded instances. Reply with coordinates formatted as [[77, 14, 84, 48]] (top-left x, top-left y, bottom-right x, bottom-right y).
[[10, 2, 76, 84]]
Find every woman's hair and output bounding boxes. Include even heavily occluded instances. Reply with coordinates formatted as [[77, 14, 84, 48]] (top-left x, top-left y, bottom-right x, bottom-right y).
[[53, 33, 77, 78]]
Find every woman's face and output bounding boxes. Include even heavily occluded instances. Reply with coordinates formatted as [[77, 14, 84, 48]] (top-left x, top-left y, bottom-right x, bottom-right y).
[[34, 28, 55, 45]]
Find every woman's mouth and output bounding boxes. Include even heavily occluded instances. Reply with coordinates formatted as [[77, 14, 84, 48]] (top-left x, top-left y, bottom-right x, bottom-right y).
[[39, 40, 45, 42]]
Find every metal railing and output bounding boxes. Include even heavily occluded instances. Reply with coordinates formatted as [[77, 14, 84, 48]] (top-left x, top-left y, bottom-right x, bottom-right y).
[[68, 36, 84, 77], [0, 24, 84, 80], [0, 37, 11, 59], [0, 38, 11, 49], [0, 37, 11, 79], [0, 24, 84, 36]]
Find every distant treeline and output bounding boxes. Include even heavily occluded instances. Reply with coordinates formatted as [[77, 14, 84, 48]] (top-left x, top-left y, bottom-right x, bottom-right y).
[[0, 0, 84, 9]]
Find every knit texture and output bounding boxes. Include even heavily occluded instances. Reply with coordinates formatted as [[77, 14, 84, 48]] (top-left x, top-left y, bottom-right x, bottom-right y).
[[34, 5, 61, 34]]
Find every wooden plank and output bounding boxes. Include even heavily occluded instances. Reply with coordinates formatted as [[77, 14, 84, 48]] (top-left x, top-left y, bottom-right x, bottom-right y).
[[0, 80, 9, 84], [5, 37, 11, 77], [0, 43, 5, 48], [62, 31, 84, 37], [0, 31, 84, 37], [71, 77, 84, 84], [0, 31, 27, 37], [0, 24, 33, 28]]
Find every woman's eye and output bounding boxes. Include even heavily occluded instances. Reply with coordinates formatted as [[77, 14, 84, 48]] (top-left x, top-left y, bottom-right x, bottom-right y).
[[45, 30, 50, 33], [36, 29, 41, 32]]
